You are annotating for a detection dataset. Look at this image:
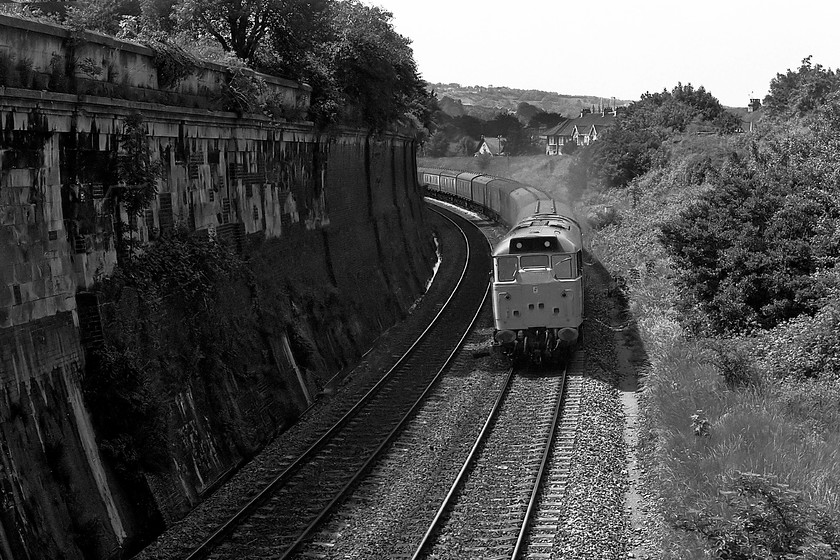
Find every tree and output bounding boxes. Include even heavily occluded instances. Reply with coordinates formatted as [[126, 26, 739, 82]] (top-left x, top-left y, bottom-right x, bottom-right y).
[[515, 102, 542, 125], [484, 113, 527, 155], [764, 56, 840, 119], [175, 0, 302, 62], [577, 126, 662, 190], [113, 112, 163, 259], [659, 94, 840, 335], [425, 131, 449, 157], [260, 0, 431, 131], [572, 82, 735, 191], [528, 112, 566, 129], [456, 136, 476, 156]]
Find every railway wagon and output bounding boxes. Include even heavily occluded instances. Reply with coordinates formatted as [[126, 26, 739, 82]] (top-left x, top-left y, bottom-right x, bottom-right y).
[[419, 167, 584, 363]]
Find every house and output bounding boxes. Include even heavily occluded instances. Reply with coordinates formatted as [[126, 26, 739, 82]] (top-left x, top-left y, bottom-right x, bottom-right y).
[[739, 98, 763, 133], [541, 119, 571, 155], [543, 109, 617, 155], [475, 135, 505, 156]]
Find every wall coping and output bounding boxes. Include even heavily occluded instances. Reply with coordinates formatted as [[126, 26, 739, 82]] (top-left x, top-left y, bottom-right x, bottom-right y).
[[0, 14, 311, 93]]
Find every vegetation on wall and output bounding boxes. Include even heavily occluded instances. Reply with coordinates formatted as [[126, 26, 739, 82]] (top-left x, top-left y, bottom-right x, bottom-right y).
[[89, 230, 249, 470]]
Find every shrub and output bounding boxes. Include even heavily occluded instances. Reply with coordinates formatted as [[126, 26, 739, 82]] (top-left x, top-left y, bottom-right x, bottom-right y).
[[674, 471, 840, 559], [709, 339, 762, 389]]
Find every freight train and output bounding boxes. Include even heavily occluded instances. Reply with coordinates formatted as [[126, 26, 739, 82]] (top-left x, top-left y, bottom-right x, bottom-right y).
[[418, 167, 584, 364]]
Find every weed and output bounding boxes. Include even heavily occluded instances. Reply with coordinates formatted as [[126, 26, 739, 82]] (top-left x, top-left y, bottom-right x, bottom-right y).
[[709, 340, 763, 389]]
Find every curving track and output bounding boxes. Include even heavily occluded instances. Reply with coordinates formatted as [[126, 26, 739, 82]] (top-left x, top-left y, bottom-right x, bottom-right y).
[[181, 206, 492, 560], [284, 202, 588, 560]]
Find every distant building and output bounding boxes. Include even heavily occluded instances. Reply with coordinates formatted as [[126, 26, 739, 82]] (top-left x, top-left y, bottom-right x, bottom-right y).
[[543, 109, 617, 155], [475, 135, 505, 156], [738, 98, 763, 133]]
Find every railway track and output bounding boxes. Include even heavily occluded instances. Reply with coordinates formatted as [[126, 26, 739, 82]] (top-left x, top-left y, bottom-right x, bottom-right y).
[[412, 351, 585, 560], [181, 206, 492, 560]]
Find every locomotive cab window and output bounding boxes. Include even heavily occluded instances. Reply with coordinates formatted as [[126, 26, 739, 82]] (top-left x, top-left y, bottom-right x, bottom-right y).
[[520, 254, 549, 269], [496, 256, 518, 281], [552, 254, 575, 279]]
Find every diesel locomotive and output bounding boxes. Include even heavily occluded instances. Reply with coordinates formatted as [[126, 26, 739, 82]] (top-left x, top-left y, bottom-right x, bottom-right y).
[[418, 167, 584, 363]]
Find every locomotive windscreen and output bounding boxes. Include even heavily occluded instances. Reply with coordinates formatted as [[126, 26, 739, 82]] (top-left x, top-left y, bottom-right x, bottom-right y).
[[509, 236, 560, 253]]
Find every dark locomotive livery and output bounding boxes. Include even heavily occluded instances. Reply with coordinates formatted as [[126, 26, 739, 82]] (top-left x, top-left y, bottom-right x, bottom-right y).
[[418, 167, 584, 363]]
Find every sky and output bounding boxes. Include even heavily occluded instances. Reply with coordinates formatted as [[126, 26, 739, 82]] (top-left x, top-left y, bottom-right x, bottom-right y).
[[364, 0, 840, 108]]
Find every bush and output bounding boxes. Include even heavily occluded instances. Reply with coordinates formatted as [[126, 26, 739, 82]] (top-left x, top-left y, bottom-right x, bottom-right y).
[[709, 340, 762, 389], [674, 471, 840, 559]]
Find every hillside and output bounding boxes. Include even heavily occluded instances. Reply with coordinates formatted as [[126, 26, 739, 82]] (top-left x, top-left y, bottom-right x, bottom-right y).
[[430, 82, 634, 119]]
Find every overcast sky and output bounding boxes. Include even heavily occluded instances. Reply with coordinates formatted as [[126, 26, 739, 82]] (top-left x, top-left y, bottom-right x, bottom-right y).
[[365, 0, 840, 108]]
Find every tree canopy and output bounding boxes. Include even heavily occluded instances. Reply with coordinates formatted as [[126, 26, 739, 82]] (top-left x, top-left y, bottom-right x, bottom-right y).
[[661, 89, 840, 335], [764, 56, 840, 120], [570, 82, 741, 191], [60, 0, 434, 133]]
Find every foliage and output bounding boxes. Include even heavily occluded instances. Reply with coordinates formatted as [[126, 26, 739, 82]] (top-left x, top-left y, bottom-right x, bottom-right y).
[[515, 101, 542, 125], [145, 36, 196, 89], [582, 126, 663, 189], [708, 339, 762, 389], [47, 0, 433, 132], [764, 56, 840, 120], [674, 472, 840, 559], [65, 0, 142, 36], [174, 0, 286, 61], [89, 229, 252, 479], [424, 130, 449, 157], [448, 115, 485, 140], [624, 82, 740, 134], [660, 95, 840, 335], [0, 51, 35, 88], [287, 0, 429, 131], [84, 343, 169, 475], [752, 286, 840, 383], [481, 113, 531, 155], [568, 82, 738, 193], [560, 141, 578, 155], [456, 135, 476, 157], [528, 111, 566, 129], [116, 112, 163, 218], [100, 226, 245, 305], [573, 70, 840, 560]]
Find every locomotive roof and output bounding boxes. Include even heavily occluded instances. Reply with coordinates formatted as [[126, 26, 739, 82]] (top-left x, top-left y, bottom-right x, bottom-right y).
[[493, 212, 582, 256], [512, 212, 579, 231]]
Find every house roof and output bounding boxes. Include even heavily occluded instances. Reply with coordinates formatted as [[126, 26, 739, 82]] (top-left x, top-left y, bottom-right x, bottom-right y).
[[543, 113, 617, 139], [540, 119, 571, 137], [574, 113, 617, 128], [479, 136, 504, 155]]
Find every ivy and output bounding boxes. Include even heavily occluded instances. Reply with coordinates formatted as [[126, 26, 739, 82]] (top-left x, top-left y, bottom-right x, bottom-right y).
[[147, 39, 195, 90]]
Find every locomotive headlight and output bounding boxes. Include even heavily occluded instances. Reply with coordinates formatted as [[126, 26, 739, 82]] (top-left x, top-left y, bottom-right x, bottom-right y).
[[558, 328, 578, 342], [495, 330, 516, 344]]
